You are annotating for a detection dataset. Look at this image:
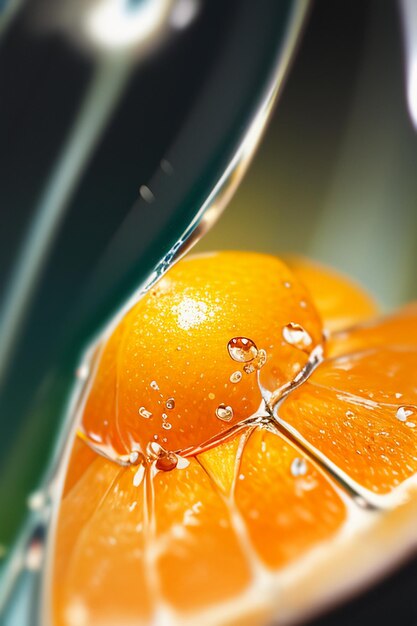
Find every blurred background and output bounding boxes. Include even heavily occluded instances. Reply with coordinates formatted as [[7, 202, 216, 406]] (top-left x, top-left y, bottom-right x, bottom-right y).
[[197, 0, 417, 309]]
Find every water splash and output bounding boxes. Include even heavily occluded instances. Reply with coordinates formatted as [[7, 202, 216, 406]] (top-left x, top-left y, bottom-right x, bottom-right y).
[[215, 404, 234, 422], [282, 322, 312, 351], [227, 337, 258, 363]]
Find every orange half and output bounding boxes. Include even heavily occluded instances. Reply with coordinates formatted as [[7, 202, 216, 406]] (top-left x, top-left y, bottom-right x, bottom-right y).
[[49, 253, 417, 626]]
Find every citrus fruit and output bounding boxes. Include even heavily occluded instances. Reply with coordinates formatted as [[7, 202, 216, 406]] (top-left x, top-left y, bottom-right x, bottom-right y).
[[48, 252, 417, 626], [80, 252, 323, 456], [284, 255, 379, 332]]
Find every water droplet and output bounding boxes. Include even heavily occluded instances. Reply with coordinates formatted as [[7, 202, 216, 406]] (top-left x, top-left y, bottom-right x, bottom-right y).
[[282, 322, 313, 351], [162, 422, 172, 430], [215, 404, 233, 422], [146, 442, 177, 471], [346, 410, 355, 418], [255, 348, 267, 369], [230, 371, 243, 384], [243, 348, 267, 374], [139, 184, 155, 203], [165, 397, 175, 410], [227, 337, 258, 363], [406, 421, 416, 428], [27, 491, 46, 512], [160, 158, 174, 175], [208, 392, 215, 400], [162, 412, 168, 420], [396, 406, 415, 422], [300, 300, 307, 309], [76, 363, 89, 380], [139, 407, 152, 419], [150, 380, 159, 391], [291, 457, 307, 477], [133, 465, 145, 487], [156, 452, 178, 472], [283, 281, 292, 289], [129, 451, 141, 465], [147, 441, 162, 459]]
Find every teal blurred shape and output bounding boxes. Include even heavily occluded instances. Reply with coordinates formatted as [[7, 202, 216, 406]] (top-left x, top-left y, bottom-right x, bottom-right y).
[[0, 0, 308, 611]]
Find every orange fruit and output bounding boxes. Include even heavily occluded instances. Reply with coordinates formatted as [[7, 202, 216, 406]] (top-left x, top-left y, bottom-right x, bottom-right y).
[[48, 252, 417, 626], [285, 255, 379, 332], [80, 252, 323, 456]]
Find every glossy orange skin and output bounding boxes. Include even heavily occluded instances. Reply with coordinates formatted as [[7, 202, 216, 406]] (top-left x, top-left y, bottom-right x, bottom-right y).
[[286, 256, 379, 331], [81, 252, 322, 455]]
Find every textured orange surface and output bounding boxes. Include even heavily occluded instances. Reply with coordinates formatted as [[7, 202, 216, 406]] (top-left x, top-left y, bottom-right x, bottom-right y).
[[281, 346, 417, 495], [81, 252, 322, 454], [328, 302, 417, 356], [52, 253, 417, 625], [53, 427, 346, 625], [234, 428, 345, 568], [286, 256, 379, 331]]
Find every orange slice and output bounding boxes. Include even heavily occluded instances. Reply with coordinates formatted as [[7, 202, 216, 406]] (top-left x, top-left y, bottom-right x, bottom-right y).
[[279, 347, 417, 496], [51, 427, 347, 626], [48, 252, 417, 626], [328, 302, 417, 357]]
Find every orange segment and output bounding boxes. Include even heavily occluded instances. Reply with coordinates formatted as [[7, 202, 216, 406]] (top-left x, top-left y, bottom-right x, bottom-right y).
[[54, 456, 121, 590], [53, 455, 123, 624], [234, 428, 346, 568], [81, 252, 322, 455], [329, 302, 417, 357], [286, 256, 379, 331], [279, 347, 417, 495], [53, 426, 348, 624], [62, 436, 97, 496], [53, 459, 152, 626], [198, 433, 244, 495], [80, 320, 129, 456], [151, 457, 251, 611]]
